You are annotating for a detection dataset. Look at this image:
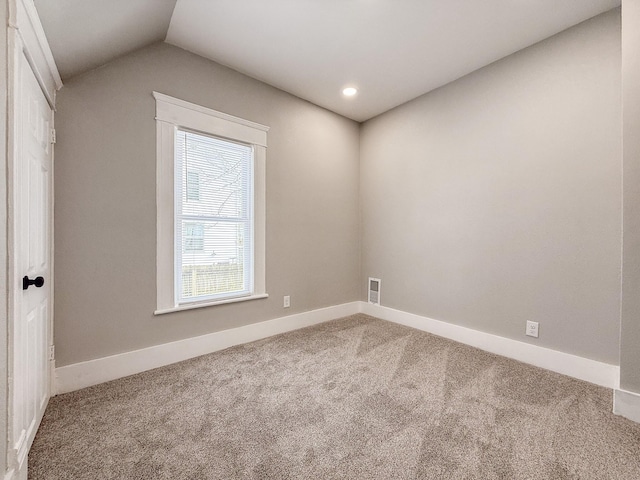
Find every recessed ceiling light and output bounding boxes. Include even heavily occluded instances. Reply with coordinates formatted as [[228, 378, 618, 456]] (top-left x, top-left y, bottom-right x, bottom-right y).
[[342, 87, 358, 97]]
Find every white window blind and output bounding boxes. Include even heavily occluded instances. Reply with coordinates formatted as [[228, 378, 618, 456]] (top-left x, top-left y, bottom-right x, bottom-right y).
[[175, 129, 254, 303]]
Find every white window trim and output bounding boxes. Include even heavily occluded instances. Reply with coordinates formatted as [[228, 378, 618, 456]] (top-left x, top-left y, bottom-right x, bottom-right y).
[[153, 92, 268, 315]]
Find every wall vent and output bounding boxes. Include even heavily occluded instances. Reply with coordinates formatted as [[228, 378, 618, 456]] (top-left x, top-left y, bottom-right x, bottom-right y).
[[368, 277, 381, 305]]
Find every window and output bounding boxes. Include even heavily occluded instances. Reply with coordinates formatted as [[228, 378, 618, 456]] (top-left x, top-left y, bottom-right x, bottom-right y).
[[154, 92, 268, 314], [186, 171, 200, 201], [177, 130, 252, 302], [183, 223, 204, 251]]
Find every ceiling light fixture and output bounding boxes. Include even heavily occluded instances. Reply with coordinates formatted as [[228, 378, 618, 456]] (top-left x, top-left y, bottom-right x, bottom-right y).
[[342, 87, 358, 97]]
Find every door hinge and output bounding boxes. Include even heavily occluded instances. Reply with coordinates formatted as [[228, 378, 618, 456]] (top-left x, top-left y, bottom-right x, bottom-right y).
[[48, 345, 55, 361], [50, 128, 56, 144]]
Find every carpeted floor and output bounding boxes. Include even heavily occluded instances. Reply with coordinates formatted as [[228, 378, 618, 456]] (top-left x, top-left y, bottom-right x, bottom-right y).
[[29, 314, 640, 479]]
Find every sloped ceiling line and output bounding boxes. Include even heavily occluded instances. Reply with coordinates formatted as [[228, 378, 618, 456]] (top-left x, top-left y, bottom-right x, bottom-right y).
[[35, 0, 620, 121]]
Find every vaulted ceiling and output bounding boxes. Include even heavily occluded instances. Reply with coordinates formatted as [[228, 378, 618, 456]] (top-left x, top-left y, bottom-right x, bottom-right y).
[[34, 0, 620, 121]]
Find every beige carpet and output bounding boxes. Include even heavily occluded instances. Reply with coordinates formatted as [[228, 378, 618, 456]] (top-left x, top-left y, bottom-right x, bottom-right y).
[[29, 314, 640, 479]]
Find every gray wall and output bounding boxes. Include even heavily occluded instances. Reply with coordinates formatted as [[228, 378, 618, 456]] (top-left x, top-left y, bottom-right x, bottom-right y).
[[360, 10, 622, 364], [621, 0, 640, 392], [56, 10, 625, 370], [54, 43, 360, 366]]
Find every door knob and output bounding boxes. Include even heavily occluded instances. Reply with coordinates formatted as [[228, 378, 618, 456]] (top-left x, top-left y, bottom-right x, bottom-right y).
[[23, 276, 44, 290]]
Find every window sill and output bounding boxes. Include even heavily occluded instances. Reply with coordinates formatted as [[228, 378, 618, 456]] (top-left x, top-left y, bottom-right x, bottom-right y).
[[154, 293, 269, 316]]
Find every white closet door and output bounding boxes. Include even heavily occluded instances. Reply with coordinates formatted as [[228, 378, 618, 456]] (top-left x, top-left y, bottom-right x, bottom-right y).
[[11, 48, 53, 476]]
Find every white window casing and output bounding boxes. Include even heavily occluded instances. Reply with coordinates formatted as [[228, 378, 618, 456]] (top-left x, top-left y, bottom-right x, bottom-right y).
[[154, 92, 268, 315]]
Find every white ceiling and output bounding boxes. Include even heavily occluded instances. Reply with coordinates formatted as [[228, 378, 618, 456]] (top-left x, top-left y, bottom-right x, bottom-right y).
[[33, 0, 178, 80], [35, 0, 620, 122]]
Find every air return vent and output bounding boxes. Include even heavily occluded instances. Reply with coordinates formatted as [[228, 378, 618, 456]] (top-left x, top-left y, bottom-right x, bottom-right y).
[[368, 277, 381, 305]]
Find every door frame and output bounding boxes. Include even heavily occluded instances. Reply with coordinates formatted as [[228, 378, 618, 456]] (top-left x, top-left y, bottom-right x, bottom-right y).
[[4, 1, 61, 478]]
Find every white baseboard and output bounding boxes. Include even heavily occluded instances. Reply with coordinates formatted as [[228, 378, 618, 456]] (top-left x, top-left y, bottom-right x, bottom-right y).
[[55, 300, 621, 395], [3, 462, 25, 480], [55, 302, 360, 394], [3, 469, 17, 480], [614, 389, 640, 423], [360, 303, 619, 389]]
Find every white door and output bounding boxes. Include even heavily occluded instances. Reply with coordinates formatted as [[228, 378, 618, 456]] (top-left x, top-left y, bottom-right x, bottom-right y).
[[10, 49, 53, 475]]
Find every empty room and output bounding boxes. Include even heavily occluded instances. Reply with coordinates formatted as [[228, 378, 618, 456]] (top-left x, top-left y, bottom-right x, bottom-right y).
[[2, 0, 640, 478]]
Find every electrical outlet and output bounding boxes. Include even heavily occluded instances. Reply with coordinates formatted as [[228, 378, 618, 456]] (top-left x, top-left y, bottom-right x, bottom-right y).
[[283, 295, 290, 308], [526, 321, 539, 338]]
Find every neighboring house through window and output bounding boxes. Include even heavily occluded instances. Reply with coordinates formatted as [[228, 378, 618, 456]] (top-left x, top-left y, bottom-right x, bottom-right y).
[[186, 171, 200, 201], [183, 223, 204, 251], [154, 92, 268, 314]]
